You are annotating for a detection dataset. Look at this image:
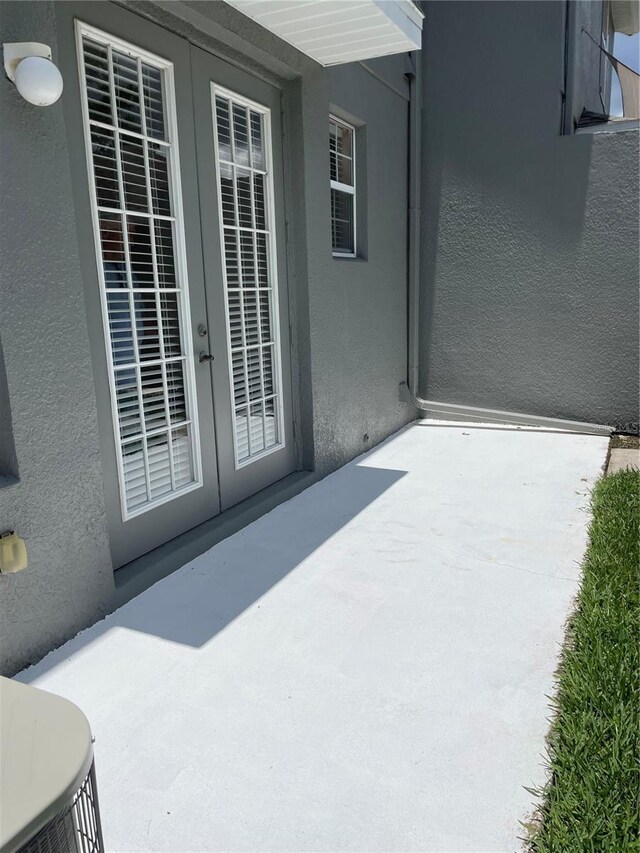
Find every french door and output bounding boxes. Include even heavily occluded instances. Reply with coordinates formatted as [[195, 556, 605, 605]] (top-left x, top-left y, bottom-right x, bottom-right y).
[[191, 46, 295, 511], [57, 3, 294, 567]]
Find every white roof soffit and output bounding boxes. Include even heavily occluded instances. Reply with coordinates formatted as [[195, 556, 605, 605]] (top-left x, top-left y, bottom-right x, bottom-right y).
[[610, 0, 640, 35], [223, 0, 424, 66]]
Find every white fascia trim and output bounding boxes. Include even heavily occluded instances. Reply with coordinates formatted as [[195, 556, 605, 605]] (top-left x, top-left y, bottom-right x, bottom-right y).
[[372, 0, 424, 43]]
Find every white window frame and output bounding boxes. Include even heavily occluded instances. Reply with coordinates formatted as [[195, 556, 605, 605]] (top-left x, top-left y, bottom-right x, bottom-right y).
[[210, 84, 286, 470], [75, 20, 203, 521], [330, 114, 357, 258]]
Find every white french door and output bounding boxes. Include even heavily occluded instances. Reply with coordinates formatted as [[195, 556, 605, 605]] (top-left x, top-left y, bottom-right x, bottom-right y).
[[77, 23, 202, 520], [58, 3, 295, 567], [192, 46, 295, 512]]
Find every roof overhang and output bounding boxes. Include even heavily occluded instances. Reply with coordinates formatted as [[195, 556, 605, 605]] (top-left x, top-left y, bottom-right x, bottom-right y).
[[610, 0, 640, 35], [223, 0, 424, 66]]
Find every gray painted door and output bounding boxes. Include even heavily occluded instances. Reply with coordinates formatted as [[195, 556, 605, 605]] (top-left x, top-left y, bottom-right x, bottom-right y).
[[57, 4, 294, 568], [191, 47, 296, 511]]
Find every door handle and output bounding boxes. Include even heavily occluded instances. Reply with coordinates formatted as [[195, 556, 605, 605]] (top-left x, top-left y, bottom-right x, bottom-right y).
[[199, 352, 215, 364]]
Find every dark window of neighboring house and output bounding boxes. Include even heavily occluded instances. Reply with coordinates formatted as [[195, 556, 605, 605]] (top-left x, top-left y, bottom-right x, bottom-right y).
[[608, 30, 640, 117], [329, 115, 356, 257], [574, 0, 640, 129]]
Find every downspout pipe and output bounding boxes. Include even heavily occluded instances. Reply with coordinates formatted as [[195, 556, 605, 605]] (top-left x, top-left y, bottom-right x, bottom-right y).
[[405, 51, 422, 400], [401, 48, 612, 437]]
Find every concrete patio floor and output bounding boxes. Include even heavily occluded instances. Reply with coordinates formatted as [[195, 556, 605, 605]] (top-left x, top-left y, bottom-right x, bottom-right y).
[[18, 421, 609, 852]]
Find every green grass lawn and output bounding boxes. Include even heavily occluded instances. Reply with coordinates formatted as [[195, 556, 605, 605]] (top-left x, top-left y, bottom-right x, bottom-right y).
[[528, 468, 639, 852]]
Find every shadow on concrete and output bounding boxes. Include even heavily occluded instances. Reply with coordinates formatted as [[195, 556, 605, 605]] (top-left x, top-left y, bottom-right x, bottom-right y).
[[18, 463, 406, 677]]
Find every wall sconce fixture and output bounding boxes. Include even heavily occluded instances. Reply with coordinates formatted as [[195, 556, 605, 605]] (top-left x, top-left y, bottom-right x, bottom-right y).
[[3, 42, 63, 106]]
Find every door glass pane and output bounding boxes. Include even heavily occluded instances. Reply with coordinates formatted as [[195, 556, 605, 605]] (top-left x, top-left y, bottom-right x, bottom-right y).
[[79, 26, 201, 517], [330, 188, 354, 254], [213, 91, 283, 467]]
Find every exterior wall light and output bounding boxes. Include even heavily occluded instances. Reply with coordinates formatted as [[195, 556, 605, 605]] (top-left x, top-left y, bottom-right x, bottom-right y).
[[3, 42, 63, 106]]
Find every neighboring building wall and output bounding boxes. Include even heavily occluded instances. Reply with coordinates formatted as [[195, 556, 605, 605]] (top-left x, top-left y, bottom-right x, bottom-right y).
[[419, 0, 639, 430], [0, 0, 413, 674]]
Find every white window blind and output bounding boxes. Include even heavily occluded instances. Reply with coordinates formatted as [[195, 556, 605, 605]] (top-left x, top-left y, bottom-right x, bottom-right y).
[[329, 115, 356, 256], [212, 86, 284, 468], [76, 23, 201, 519]]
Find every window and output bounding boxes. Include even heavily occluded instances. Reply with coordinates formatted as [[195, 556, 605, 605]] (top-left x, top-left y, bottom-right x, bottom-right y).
[[608, 31, 640, 118], [212, 87, 285, 467], [329, 115, 356, 256], [565, 0, 640, 131], [76, 22, 201, 519]]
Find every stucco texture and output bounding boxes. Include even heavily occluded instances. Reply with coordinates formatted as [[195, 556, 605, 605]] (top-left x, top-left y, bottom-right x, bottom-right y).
[[0, 2, 115, 675], [419, 0, 639, 430]]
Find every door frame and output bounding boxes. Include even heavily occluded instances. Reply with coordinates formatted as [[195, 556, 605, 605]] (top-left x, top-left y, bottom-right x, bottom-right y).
[[55, 1, 304, 567], [55, 1, 223, 567]]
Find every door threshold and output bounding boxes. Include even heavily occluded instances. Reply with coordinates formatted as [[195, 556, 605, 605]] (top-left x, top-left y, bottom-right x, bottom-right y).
[[111, 470, 317, 611]]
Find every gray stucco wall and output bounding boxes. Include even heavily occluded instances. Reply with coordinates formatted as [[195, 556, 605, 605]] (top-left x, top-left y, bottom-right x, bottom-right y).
[[0, 2, 116, 673], [314, 59, 412, 472], [0, 1, 413, 674], [419, 0, 639, 430]]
